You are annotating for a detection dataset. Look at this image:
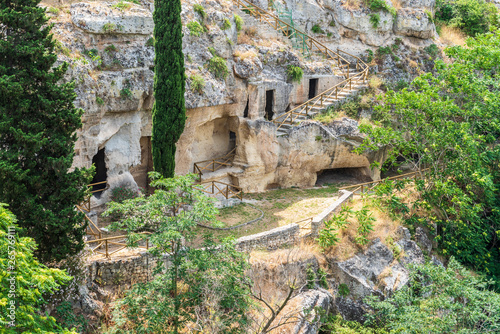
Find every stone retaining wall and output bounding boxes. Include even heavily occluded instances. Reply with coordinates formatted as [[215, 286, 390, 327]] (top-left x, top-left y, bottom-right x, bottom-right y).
[[85, 190, 353, 287]]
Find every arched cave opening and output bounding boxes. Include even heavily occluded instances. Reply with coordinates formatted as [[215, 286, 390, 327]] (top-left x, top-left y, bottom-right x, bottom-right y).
[[315, 167, 371, 186], [229, 131, 237, 151], [91, 148, 108, 198]]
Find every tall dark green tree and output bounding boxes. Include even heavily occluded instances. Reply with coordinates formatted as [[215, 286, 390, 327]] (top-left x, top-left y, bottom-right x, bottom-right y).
[[151, 0, 186, 177], [0, 0, 90, 262]]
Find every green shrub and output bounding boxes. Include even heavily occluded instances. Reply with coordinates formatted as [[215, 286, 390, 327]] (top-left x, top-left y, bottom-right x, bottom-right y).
[[424, 43, 440, 57], [306, 265, 317, 289], [96, 96, 104, 105], [146, 36, 155, 47], [187, 21, 204, 37], [322, 315, 388, 333], [207, 56, 229, 79], [311, 24, 324, 34], [222, 18, 231, 30], [104, 44, 118, 53], [435, 0, 498, 36], [102, 22, 118, 33], [190, 74, 205, 94], [354, 207, 375, 246], [54, 40, 70, 56], [234, 14, 244, 31], [287, 65, 303, 83], [120, 87, 133, 99], [112, 1, 132, 10], [370, 13, 380, 28], [46, 6, 60, 15], [367, 0, 397, 16], [110, 186, 142, 203], [318, 267, 329, 289], [338, 283, 350, 297], [329, 20, 336, 27], [193, 4, 207, 20]]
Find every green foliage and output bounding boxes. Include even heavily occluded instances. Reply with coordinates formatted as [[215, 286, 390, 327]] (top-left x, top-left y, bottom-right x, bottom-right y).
[[365, 258, 500, 332], [222, 18, 231, 30], [0, 206, 76, 333], [145, 36, 155, 47], [104, 44, 118, 53], [112, 1, 133, 10], [110, 186, 142, 203], [102, 22, 119, 33], [366, 0, 397, 16], [96, 96, 104, 105], [103, 174, 252, 333], [187, 20, 204, 37], [287, 65, 303, 83], [321, 314, 388, 333], [55, 301, 87, 333], [193, 4, 206, 19], [354, 207, 376, 246], [151, 0, 186, 178], [356, 30, 500, 284], [366, 49, 374, 62], [306, 265, 317, 289], [54, 40, 70, 56], [317, 205, 353, 250], [0, 0, 91, 261], [338, 283, 350, 297], [120, 88, 132, 99], [190, 74, 205, 94], [207, 56, 229, 79], [369, 13, 380, 28], [234, 14, 244, 31], [46, 6, 60, 15], [318, 267, 329, 289], [311, 24, 324, 34], [424, 43, 439, 57], [435, 0, 499, 36]]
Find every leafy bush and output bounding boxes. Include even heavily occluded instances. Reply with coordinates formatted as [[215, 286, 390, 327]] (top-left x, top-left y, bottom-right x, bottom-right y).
[[369, 13, 380, 28], [190, 74, 205, 94], [366, 0, 397, 16], [354, 207, 375, 246], [193, 4, 207, 20], [96, 96, 104, 105], [187, 21, 204, 37], [102, 22, 118, 33], [112, 1, 132, 10], [321, 315, 388, 333], [145, 36, 155, 47], [311, 24, 324, 34], [120, 87, 133, 99], [338, 283, 350, 297], [222, 18, 231, 30], [110, 186, 142, 203], [424, 43, 439, 57], [318, 267, 329, 289], [46, 6, 60, 15], [435, 0, 498, 36], [207, 56, 229, 79], [365, 258, 500, 332], [234, 14, 244, 31], [286, 65, 303, 83], [104, 44, 118, 53], [306, 265, 317, 289]]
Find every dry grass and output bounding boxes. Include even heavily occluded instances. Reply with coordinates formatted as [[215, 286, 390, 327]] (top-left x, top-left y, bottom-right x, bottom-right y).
[[391, 0, 403, 11], [439, 25, 467, 46], [324, 198, 402, 261], [245, 26, 259, 37], [368, 75, 383, 90], [408, 60, 418, 68], [234, 49, 257, 60], [343, 0, 363, 10], [237, 32, 254, 45]]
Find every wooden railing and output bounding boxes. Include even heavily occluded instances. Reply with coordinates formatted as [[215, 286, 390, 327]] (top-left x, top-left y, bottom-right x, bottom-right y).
[[339, 168, 431, 197], [85, 232, 152, 259], [295, 217, 314, 233], [193, 180, 243, 200], [233, 0, 370, 132], [76, 204, 102, 241], [193, 148, 236, 181], [79, 180, 110, 212]]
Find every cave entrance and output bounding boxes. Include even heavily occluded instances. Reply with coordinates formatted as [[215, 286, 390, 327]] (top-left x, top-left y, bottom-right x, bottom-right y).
[[265, 90, 274, 121], [229, 131, 237, 151], [91, 148, 107, 198], [130, 136, 153, 192], [308, 78, 319, 99], [243, 98, 249, 118], [315, 167, 371, 186]]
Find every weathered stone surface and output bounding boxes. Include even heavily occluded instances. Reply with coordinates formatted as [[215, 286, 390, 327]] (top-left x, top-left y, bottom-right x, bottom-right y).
[[71, 3, 154, 35], [415, 226, 432, 253], [394, 9, 436, 39]]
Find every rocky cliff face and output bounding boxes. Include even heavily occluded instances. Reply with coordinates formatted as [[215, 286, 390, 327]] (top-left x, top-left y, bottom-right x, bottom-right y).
[[43, 0, 437, 198]]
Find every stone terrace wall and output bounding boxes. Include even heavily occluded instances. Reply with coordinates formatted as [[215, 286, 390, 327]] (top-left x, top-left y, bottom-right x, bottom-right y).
[[85, 190, 353, 287]]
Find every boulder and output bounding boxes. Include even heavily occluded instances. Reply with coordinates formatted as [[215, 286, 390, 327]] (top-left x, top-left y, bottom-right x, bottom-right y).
[[394, 9, 436, 39], [415, 226, 432, 253]]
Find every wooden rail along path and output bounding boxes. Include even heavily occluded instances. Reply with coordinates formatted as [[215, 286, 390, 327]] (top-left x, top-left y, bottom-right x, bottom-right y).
[[79, 180, 109, 212], [85, 232, 152, 259], [233, 0, 370, 133], [193, 180, 244, 200], [77, 181, 109, 240], [339, 168, 431, 198], [193, 147, 236, 181]]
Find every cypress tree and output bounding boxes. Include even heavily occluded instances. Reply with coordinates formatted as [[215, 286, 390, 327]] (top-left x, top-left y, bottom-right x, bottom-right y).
[[151, 0, 186, 177], [0, 0, 90, 262]]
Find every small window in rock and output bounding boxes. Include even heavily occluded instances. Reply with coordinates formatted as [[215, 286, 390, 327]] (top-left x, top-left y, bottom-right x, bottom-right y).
[[309, 78, 319, 99], [243, 98, 249, 118], [91, 148, 108, 198], [265, 90, 274, 121]]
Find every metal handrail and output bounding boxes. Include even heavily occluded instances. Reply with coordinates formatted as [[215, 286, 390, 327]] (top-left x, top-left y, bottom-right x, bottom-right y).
[[193, 180, 243, 200], [233, 0, 369, 132]]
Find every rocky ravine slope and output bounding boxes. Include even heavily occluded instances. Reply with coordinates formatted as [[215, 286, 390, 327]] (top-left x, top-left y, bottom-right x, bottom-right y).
[[43, 0, 437, 199]]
